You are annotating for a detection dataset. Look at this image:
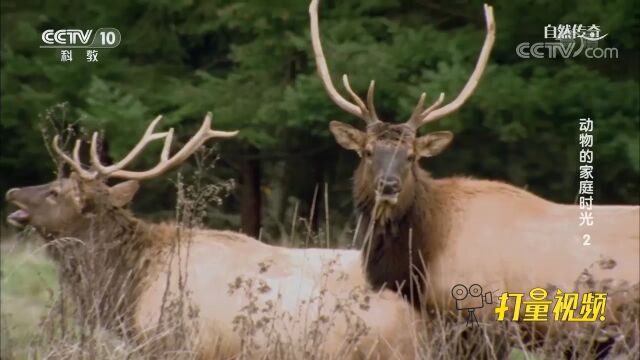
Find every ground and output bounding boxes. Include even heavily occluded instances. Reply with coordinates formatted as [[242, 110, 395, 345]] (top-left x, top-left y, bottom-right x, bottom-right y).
[[1, 231, 637, 359]]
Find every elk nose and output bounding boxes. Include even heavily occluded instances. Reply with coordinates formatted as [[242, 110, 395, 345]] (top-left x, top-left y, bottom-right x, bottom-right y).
[[5, 188, 19, 202], [378, 178, 400, 195]]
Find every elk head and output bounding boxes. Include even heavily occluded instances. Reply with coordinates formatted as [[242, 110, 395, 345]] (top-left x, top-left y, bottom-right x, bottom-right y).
[[6, 112, 237, 239], [309, 0, 494, 215]]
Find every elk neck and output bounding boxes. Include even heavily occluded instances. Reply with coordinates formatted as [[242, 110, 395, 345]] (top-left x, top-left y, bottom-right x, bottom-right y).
[[355, 165, 450, 310], [46, 205, 170, 334]]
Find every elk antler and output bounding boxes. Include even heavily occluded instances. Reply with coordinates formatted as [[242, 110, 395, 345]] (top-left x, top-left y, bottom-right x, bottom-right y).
[[52, 112, 238, 181], [406, 4, 495, 129], [309, 0, 380, 124], [52, 135, 96, 179]]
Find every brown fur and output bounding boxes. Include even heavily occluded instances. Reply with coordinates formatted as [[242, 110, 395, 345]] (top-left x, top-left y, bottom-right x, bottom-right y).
[[6, 175, 419, 358], [8, 177, 173, 334], [330, 120, 639, 321], [355, 160, 451, 309]]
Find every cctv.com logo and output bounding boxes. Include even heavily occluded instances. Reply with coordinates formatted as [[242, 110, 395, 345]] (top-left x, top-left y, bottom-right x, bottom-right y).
[[452, 284, 493, 327]]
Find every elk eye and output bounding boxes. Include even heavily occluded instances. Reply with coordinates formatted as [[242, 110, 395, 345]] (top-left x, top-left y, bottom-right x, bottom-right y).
[[364, 150, 373, 158], [48, 189, 59, 198]]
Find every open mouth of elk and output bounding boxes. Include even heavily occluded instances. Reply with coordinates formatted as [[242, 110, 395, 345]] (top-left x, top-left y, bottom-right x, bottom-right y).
[[5, 191, 30, 228], [375, 192, 399, 205]]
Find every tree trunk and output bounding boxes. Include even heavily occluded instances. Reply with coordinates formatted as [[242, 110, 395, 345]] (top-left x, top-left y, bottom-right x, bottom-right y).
[[240, 146, 261, 238], [309, 152, 325, 236]]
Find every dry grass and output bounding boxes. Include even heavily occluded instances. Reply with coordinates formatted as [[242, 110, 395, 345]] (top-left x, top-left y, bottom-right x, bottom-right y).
[[1, 151, 638, 359], [2, 230, 638, 360], [410, 288, 639, 360]]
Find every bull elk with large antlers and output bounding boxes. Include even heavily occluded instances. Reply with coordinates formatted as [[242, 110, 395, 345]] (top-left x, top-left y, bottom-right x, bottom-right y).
[[309, 0, 639, 321], [5, 113, 417, 358]]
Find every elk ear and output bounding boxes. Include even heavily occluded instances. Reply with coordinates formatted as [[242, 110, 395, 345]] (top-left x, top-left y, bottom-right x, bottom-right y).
[[329, 121, 365, 154], [108, 180, 140, 208], [415, 131, 453, 158]]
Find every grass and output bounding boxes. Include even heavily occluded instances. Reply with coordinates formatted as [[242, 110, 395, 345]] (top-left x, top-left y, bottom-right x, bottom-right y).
[[2, 230, 638, 359], [1, 234, 58, 359]]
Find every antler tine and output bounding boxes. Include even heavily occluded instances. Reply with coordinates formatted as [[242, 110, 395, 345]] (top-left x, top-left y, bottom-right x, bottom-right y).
[[51, 135, 96, 179], [106, 112, 238, 180], [309, 0, 379, 124], [366, 80, 380, 123], [407, 93, 427, 126], [422, 92, 445, 117], [342, 75, 368, 112], [341, 75, 380, 124], [160, 128, 175, 161], [410, 3, 495, 128], [72, 139, 83, 165], [89, 115, 169, 175], [406, 92, 445, 128]]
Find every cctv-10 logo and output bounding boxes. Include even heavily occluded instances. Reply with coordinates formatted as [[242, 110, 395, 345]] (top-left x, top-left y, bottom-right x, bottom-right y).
[[41, 28, 121, 48]]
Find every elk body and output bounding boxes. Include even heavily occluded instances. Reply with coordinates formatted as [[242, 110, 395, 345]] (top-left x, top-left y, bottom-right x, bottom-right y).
[[309, 0, 639, 320], [5, 113, 417, 359]]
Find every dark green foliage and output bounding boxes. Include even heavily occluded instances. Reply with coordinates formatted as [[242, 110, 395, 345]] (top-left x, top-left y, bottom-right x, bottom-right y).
[[2, 0, 638, 240]]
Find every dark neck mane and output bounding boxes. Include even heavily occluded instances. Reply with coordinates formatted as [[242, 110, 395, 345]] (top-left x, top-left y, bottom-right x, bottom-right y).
[[46, 207, 164, 333], [355, 168, 447, 310]]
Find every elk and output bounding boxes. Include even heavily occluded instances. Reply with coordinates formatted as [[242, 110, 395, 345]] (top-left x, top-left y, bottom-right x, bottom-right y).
[[5, 112, 417, 359], [309, 0, 639, 322]]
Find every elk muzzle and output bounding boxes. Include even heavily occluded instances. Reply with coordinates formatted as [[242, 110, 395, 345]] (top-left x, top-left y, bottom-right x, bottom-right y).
[[5, 188, 30, 228], [375, 176, 401, 204]]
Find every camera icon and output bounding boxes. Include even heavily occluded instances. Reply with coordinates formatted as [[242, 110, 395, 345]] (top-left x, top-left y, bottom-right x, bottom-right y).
[[451, 284, 492, 327]]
